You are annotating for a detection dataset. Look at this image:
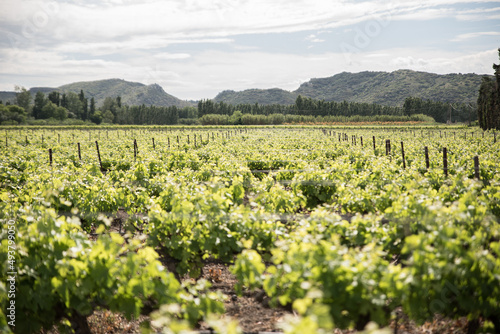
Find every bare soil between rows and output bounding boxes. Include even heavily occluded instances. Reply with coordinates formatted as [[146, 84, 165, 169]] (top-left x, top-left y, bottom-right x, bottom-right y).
[[44, 214, 477, 334], [43, 260, 474, 334]]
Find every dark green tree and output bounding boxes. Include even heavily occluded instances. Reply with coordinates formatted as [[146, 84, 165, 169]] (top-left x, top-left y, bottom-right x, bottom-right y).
[[61, 93, 68, 109], [15, 86, 31, 112], [82, 98, 88, 120], [90, 110, 103, 124], [0, 104, 27, 124], [66, 92, 83, 119], [32, 91, 46, 119], [55, 106, 68, 121], [90, 97, 96, 115], [295, 95, 304, 112], [40, 101, 57, 119], [78, 90, 85, 103], [477, 48, 500, 130], [48, 91, 60, 106], [78, 90, 89, 120]]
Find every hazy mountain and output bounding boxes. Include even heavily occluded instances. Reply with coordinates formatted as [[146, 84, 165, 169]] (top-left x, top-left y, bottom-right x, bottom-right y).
[[1, 70, 489, 109], [58, 79, 193, 107], [212, 70, 488, 106], [294, 70, 487, 106], [1, 79, 193, 108], [0, 92, 16, 104], [214, 88, 298, 105]]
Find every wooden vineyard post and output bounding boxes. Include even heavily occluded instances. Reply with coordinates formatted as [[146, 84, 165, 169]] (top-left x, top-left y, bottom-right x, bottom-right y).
[[58, 133, 60, 144], [443, 147, 448, 177], [177, 135, 180, 148], [95, 141, 103, 171], [360, 136, 363, 147], [49, 148, 53, 166], [168, 137, 170, 149], [372, 136, 376, 153], [78, 143, 81, 160], [152, 138, 155, 150], [338, 133, 341, 142], [474, 156, 480, 180], [25, 136, 28, 145], [401, 141, 406, 169], [187, 135, 190, 144], [494, 132, 497, 143], [134, 139, 137, 161], [385, 139, 391, 156], [424, 146, 429, 170]]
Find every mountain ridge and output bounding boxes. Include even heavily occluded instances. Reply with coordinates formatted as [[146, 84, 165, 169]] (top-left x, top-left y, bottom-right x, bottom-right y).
[[214, 69, 489, 106], [1, 70, 491, 108], [1, 78, 193, 108]]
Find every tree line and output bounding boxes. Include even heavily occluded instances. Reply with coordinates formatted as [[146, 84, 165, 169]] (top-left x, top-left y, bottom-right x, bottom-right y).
[[0, 89, 185, 125], [198, 96, 476, 123], [477, 49, 500, 130], [1, 87, 479, 126]]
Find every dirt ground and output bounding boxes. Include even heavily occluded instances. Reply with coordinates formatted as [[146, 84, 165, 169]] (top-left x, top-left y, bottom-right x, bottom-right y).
[[78, 261, 475, 334], [45, 216, 476, 334]]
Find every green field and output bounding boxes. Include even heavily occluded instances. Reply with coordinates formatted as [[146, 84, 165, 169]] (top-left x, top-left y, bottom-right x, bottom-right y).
[[1, 125, 499, 333]]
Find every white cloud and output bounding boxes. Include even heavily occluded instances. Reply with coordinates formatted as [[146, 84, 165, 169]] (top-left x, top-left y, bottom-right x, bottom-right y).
[[0, 0, 468, 45], [306, 34, 325, 43], [451, 31, 500, 42], [391, 56, 429, 68], [0, 0, 498, 99], [154, 53, 191, 60], [0, 46, 497, 99]]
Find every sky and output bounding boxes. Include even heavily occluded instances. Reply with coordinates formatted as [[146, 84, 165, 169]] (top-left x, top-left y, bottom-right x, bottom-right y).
[[0, 0, 499, 101]]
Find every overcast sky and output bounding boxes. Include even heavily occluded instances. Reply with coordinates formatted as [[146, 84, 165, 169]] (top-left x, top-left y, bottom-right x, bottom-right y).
[[0, 0, 499, 100]]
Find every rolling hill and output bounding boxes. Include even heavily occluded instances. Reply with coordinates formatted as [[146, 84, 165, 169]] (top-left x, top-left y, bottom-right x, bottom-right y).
[[214, 88, 298, 105], [0, 91, 16, 104], [1, 70, 490, 109], [295, 70, 487, 106], [1, 79, 193, 108], [213, 70, 489, 106]]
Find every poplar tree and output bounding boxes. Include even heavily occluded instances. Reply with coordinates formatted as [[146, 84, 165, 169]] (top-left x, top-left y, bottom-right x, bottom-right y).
[[32, 91, 46, 119], [477, 49, 500, 130]]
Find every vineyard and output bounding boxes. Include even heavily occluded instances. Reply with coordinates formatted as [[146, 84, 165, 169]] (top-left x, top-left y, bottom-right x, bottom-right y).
[[1, 125, 499, 334]]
